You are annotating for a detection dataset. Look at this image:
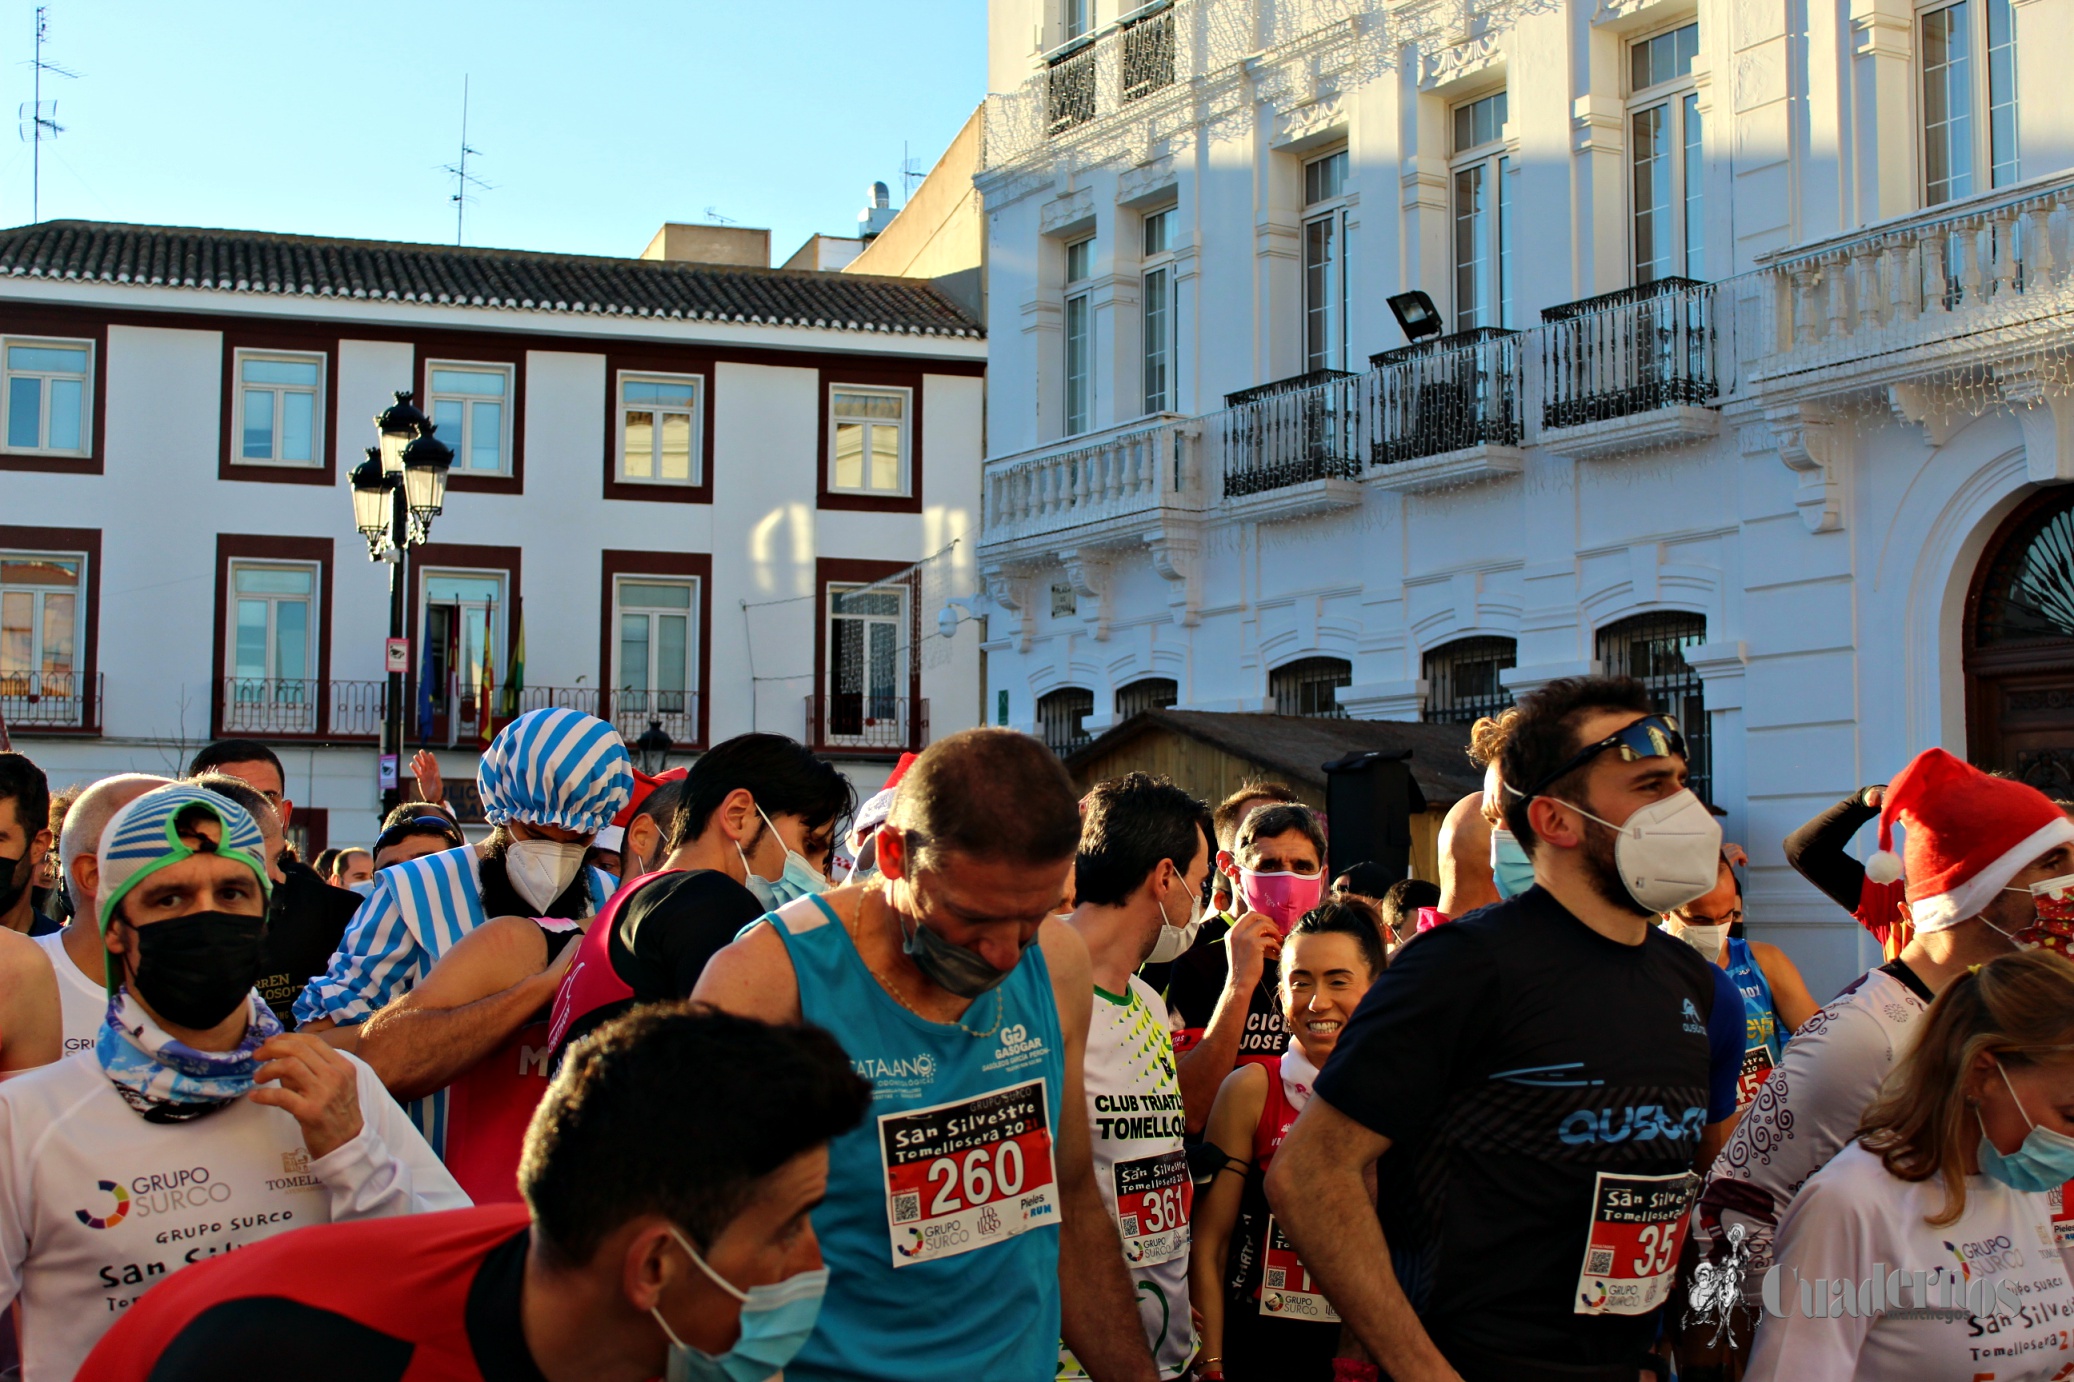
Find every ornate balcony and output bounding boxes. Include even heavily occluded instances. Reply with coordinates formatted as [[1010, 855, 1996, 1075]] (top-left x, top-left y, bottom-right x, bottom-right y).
[[0, 671, 99, 735], [1753, 173, 2074, 399], [1537, 278, 1721, 459], [981, 415, 1205, 561], [1366, 329, 1526, 491], [1221, 370, 1366, 519]]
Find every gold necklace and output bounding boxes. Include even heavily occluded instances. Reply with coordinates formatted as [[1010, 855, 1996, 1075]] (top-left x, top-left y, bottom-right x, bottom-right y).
[[852, 890, 1007, 1039]]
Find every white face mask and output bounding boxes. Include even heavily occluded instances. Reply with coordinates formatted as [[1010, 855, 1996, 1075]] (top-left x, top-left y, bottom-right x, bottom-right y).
[[1146, 870, 1204, 964], [504, 837, 590, 912], [1559, 789, 1724, 915], [1666, 919, 1727, 959]]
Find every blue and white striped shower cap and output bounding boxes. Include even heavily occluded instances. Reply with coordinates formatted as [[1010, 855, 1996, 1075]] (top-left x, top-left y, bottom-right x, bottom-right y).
[[476, 707, 633, 834]]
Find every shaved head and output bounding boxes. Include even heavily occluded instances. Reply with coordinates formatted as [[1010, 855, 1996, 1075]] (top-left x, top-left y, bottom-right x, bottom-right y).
[[61, 775, 172, 885]]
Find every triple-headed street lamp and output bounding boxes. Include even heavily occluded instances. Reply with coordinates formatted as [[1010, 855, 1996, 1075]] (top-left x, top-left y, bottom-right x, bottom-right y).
[[350, 391, 454, 812]]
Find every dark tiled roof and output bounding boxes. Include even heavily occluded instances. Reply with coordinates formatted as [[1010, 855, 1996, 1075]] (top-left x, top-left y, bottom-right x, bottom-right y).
[[0, 220, 983, 339], [1065, 709, 1480, 806]]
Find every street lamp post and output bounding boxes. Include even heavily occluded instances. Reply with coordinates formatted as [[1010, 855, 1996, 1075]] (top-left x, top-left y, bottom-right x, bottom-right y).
[[351, 391, 453, 814]]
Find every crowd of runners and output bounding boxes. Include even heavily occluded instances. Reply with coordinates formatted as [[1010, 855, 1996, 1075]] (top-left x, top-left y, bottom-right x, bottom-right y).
[[0, 674, 2066, 1381]]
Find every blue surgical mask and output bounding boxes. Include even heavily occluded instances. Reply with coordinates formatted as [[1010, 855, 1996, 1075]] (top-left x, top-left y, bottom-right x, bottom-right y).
[[1489, 828, 1536, 901], [653, 1225, 829, 1382], [737, 806, 829, 912], [1976, 1060, 2074, 1194]]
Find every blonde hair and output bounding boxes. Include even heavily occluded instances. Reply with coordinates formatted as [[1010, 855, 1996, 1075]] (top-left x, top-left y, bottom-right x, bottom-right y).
[[1467, 709, 1520, 769], [1857, 950, 2074, 1226]]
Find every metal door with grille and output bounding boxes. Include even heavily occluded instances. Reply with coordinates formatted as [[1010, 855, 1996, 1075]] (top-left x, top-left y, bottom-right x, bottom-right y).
[[1596, 613, 1710, 801]]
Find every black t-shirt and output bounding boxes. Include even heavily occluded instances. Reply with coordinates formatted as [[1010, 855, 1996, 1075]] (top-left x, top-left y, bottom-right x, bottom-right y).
[[554, 869, 765, 1056], [1312, 886, 1743, 1369], [258, 860, 366, 1028], [1151, 913, 1288, 1065]]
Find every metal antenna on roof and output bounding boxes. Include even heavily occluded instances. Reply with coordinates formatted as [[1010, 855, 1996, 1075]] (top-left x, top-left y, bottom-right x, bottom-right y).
[[18, 6, 78, 224], [443, 75, 493, 246], [901, 141, 925, 203], [704, 206, 736, 225]]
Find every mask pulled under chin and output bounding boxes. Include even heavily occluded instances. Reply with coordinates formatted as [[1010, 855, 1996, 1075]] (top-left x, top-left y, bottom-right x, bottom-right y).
[[504, 838, 590, 912], [1976, 1061, 2074, 1193], [654, 1224, 828, 1382], [901, 909, 1025, 999]]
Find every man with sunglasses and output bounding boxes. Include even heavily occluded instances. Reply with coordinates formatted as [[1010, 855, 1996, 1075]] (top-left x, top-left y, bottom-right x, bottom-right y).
[[1267, 676, 1745, 1382]]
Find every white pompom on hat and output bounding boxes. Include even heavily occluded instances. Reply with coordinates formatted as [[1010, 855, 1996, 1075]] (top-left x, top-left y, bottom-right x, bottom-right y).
[[1871, 747, 2074, 932]]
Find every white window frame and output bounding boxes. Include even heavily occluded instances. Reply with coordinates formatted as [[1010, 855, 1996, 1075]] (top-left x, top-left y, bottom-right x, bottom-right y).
[[1627, 21, 1703, 285], [233, 349, 326, 468], [826, 385, 914, 497], [225, 559, 321, 734], [1450, 92, 1513, 331], [424, 359, 515, 476], [0, 337, 91, 456], [1064, 236, 1095, 435], [611, 575, 701, 739], [1918, 0, 2019, 206], [1301, 148, 1354, 373], [824, 580, 912, 745], [1141, 206, 1179, 416], [614, 370, 704, 487], [0, 549, 86, 682]]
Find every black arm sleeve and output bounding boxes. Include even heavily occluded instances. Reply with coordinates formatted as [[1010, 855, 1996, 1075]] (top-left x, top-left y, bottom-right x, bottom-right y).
[[1782, 793, 1879, 912]]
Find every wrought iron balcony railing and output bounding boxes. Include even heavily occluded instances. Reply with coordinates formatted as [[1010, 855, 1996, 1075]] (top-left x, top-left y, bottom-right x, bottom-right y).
[[1540, 277, 1717, 430], [1369, 328, 1523, 464], [219, 678, 390, 740], [807, 694, 928, 756], [605, 690, 701, 748], [1222, 370, 1365, 497], [0, 671, 99, 733], [1046, 38, 1098, 136], [1120, 3, 1176, 102]]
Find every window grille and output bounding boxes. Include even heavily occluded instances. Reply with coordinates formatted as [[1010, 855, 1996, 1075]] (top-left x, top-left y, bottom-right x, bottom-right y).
[[1421, 637, 1517, 725], [1596, 612, 1711, 802], [1271, 657, 1351, 719]]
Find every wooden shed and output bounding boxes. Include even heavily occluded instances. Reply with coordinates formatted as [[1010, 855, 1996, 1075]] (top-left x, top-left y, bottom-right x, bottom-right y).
[[1063, 711, 1484, 882]]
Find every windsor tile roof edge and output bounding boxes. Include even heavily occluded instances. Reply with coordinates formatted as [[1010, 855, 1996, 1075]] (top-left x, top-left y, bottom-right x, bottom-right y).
[[0, 220, 985, 340]]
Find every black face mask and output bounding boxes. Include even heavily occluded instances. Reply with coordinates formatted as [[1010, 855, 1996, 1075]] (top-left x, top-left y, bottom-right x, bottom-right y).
[[122, 911, 268, 1030], [0, 853, 27, 914]]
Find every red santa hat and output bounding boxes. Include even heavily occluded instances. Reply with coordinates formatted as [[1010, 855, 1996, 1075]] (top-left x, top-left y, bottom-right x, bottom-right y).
[[849, 752, 920, 852], [1865, 748, 2074, 932]]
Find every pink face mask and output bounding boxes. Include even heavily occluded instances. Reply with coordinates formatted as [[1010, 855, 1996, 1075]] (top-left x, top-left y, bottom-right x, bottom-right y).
[[1238, 866, 1324, 934]]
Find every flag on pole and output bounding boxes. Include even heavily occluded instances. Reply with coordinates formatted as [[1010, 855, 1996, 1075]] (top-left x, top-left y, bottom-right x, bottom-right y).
[[500, 614, 525, 719], [478, 610, 497, 748]]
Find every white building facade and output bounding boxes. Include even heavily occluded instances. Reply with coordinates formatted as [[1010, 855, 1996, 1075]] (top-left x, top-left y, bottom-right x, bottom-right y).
[[0, 222, 986, 851], [976, 0, 2074, 995]]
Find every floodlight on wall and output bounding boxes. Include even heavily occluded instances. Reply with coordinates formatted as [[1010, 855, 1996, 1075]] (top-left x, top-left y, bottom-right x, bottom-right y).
[[1387, 291, 1443, 344]]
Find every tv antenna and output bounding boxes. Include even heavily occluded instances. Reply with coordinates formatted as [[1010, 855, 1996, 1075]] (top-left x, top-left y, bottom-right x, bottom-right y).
[[901, 141, 925, 201], [442, 75, 493, 245], [18, 6, 78, 223], [703, 206, 735, 225]]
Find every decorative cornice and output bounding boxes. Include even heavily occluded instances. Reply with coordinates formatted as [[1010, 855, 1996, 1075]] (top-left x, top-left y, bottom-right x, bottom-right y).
[[1419, 31, 1504, 92], [1764, 402, 1847, 533], [1059, 547, 1117, 641], [1040, 186, 1096, 235]]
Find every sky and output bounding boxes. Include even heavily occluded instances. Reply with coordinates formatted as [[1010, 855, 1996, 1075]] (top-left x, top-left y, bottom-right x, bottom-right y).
[[0, 0, 987, 264]]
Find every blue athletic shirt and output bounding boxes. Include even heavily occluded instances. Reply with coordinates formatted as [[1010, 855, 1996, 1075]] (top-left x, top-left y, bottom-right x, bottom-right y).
[[1313, 885, 1741, 1371], [771, 893, 1066, 1382], [1723, 935, 1783, 1108]]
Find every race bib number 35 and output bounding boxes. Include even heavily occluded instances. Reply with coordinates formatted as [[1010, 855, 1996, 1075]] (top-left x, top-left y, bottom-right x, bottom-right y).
[[1574, 1170, 1701, 1316], [879, 1079, 1058, 1268], [1259, 1216, 1339, 1323], [1113, 1150, 1192, 1267]]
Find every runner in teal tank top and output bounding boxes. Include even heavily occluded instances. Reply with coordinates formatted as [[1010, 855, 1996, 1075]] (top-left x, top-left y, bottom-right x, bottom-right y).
[[691, 729, 1161, 1382]]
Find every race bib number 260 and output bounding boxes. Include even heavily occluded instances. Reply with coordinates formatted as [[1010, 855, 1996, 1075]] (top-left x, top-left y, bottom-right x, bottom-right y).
[[879, 1079, 1059, 1268], [1574, 1170, 1700, 1316]]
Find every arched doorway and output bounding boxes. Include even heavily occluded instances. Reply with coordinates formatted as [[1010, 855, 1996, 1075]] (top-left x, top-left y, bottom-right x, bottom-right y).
[[1965, 486, 2074, 793]]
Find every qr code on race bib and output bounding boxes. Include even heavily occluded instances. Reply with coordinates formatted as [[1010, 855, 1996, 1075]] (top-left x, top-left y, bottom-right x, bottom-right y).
[[1118, 1213, 1139, 1237], [1265, 1268, 1287, 1289], [1587, 1248, 1615, 1276], [893, 1192, 920, 1224]]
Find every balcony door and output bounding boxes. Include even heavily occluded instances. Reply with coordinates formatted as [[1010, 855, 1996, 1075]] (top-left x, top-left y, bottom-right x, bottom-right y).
[[226, 562, 317, 734], [420, 572, 504, 747], [827, 584, 908, 747], [0, 550, 83, 727], [1966, 489, 2074, 792]]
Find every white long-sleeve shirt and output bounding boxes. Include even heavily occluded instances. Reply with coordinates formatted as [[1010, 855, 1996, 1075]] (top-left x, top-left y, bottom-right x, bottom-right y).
[[0, 1049, 469, 1381], [1746, 1142, 2074, 1382]]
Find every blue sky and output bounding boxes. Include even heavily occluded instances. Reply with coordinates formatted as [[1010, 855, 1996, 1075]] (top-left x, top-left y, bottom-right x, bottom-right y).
[[2, 0, 986, 263]]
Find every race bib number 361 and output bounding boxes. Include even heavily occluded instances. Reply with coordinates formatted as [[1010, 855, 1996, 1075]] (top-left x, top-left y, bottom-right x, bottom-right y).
[[1113, 1150, 1192, 1267], [1573, 1170, 1700, 1316], [879, 1079, 1059, 1268]]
